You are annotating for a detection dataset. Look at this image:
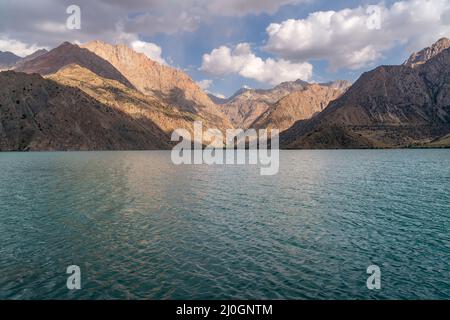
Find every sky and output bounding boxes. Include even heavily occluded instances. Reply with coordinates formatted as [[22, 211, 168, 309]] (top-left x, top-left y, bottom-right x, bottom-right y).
[[1, 0, 450, 97]]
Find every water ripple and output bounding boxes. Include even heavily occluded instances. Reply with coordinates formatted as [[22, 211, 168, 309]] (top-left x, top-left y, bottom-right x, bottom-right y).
[[0, 150, 449, 299]]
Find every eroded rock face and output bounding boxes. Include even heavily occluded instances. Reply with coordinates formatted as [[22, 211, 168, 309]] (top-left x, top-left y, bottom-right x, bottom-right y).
[[14, 42, 134, 89], [417, 45, 450, 112], [0, 71, 172, 151], [11, 40, 232, 133], [404, 37, 450, 68], [251, 82, 350, 132], [218, 92, 274, 129], [3, 37, 450, 150], [219, 80, 350, 131], [281, 40, 450, 149], [49, 64, 210, 139], [81, 41, 232, 129], [218, 80, 310, 128]]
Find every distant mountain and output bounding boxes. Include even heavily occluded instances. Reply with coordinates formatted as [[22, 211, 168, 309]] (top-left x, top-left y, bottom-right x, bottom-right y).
[[81, 41, 232, 129], [0, 51, 21, 69], [281, 39, 450, 149], [404, 37, 450, 68], [14, 49, 48, 68], [14, 42, 134, 89], [0, 71, 172, 151], [0, 49, 48, 70], [251, 82, 350, 132], [3, 37, 450, 151], [219, 80, 310, 128], [219, 79, 349, 130]]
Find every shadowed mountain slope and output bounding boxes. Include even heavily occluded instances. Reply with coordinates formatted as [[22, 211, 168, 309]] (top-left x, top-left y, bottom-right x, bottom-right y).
[[81, 41, 232, 129], [49, 64, 210, 137], [281, 40, 450, 149], [14, 42, 134, 89], [0, 71, 172, 150], [13, 49, 49, 69], [404, 37, 450, 68], [0, 51, 21, 69]]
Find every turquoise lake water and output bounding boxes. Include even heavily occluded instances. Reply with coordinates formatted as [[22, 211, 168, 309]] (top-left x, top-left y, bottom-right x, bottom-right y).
[[0, 150, 449, 299]]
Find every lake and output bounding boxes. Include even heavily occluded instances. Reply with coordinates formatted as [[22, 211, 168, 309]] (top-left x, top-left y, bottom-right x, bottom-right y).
[[0, 150, 449, 299]]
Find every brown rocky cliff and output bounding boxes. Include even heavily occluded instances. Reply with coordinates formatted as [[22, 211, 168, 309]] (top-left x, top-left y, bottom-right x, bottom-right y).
[[49, 64, 209, 137], [404, 37, 450, 68], [281, 40, 450, 149], [14, 42, 134, 89], [0, 70, 172, 151], [251, 83, 349, 132], [219, 80, 309, 128], [81, 41, 232, 129]]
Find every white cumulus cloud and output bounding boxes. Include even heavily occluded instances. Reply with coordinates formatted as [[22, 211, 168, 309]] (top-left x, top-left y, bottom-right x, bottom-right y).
[[197, 79, 213, 90], [0, 0, 306, 51], [130, 40, 166, 65], [265, 0, 450, 70], [212, 93, 226, 99], [200, 43, 313, 85]]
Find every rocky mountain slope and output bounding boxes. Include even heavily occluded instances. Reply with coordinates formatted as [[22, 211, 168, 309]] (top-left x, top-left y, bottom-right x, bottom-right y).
[[0, 71, 172, 150], [3, 37, 450, 151], [281, 39, 450, 149], [13, 49, 48, 69], [251, 82, 349, 132], [81, 41, 231, 129], [14, 42, 134, 89], [49, 64, 208, 137], [219, 80, 350, 131], [404, 37, 450, 68], [218, 80, 310, 128], [9, 40, 231, 140]]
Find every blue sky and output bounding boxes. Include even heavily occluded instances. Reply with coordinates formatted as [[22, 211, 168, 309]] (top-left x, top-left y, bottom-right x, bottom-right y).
[[146, 0, 392, 96], [1, 0, 450, 97], [140, 0, 449, 97]]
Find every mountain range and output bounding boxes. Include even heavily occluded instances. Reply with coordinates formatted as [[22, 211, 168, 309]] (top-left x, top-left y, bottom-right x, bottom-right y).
[[0, 49, 48, 70], [1, 38, 450, 150], [0, 70, 170, 150], [281, 38, 450, 148]]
